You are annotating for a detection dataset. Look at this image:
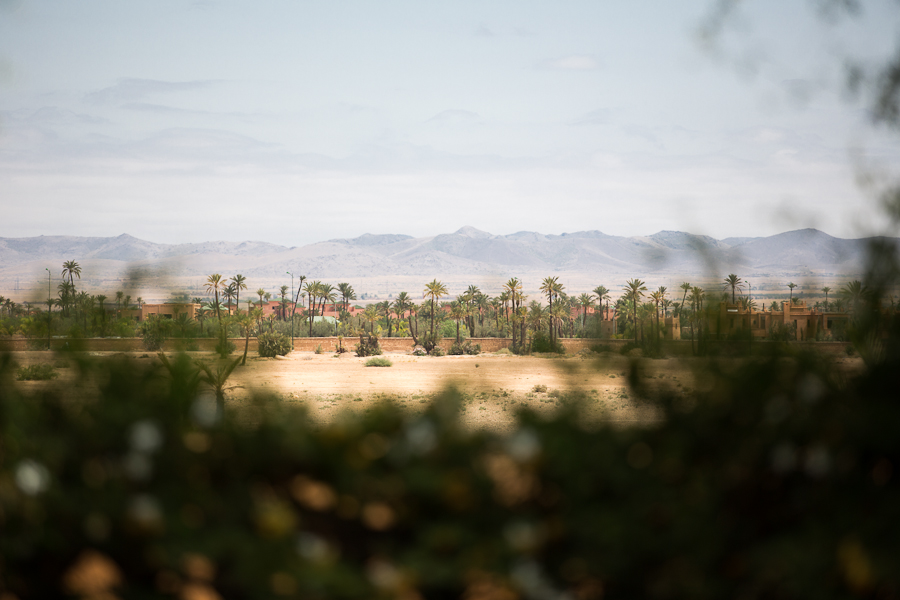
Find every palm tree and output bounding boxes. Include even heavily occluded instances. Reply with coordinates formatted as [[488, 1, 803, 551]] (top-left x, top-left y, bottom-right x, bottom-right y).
[[723, 274, 743, 303], [503, 278, 523, 347], [204, 274, 225, 324], [787, 282, 797, 304], [424, 279, 449, 337], [115, 291, 125, 318], [577, 293, 594, 332], [377, 301, 394, 337], [650, 287, 667, 341], [841, 280, 867, 313], [223, 283, 236, 314], [592, 286, 610, 320], [362, 305, 379, 333], [256, 288, 266, 308], [393, 292, 413, 338], [679, 282, 692, 319], [318, 284, 336, 324], [337, 282, 356, 311], [822, 286, 832, 311], [623, 279, 648, 342], [61, 260, 81, 298], [540, 276, 564, 345], [304, 281, 320, 336], [276, 286, 288, 320], [195, 357, 241, 420], [231, 274, 247, 314], [463, 285, 481, 336], [449, 301, 467, 344]]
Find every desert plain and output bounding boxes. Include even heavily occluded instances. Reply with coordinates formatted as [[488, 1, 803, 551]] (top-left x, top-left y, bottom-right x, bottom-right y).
[[9, 349, 865, 432]]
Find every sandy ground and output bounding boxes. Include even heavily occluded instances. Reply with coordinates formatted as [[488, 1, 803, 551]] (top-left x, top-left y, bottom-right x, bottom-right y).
[[9, 350, 705, 431], [11, 349, 863, 432]]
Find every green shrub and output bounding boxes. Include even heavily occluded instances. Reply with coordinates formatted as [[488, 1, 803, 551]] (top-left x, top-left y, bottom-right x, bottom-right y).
[[16, 364, 58, 381], [449, 340, 481, 355], [420, 331, 442, 354], [430, 345, 446, 357], [138, 318, 168, 351], [364, 357, 392, 367], [315, 344, 324, 354], [215, 330, 235, 358], [355, 333, 382, 357], [530, 330, 563, 354], [258, 332, 292, 358]]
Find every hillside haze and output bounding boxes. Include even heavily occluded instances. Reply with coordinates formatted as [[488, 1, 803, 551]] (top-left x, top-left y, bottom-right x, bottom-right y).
[[0, 227, 890, 299]]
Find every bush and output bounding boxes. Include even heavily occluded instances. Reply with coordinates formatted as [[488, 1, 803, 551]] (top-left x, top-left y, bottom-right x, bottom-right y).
[[258, 332, 292, 358], [364, 357, 392, 367], [420, 331, 442, 355], [530, 330, 564, 354], [315, 344, 324, 355], [430, 345, 446, 357], [355, 333, 382, 357], [16, 364, 58, 381], [139, 316, 169, 351], [449, 340, 481, 355], [215, 330, 235, 358]]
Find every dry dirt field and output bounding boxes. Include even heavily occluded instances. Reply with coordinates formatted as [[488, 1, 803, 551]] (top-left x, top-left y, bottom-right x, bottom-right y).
[[9, 349, 865, 432], [8, 350, 711, 431]]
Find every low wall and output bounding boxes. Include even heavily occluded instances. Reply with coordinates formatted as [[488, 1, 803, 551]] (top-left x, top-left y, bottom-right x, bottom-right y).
[[0, 336, 854, 356]]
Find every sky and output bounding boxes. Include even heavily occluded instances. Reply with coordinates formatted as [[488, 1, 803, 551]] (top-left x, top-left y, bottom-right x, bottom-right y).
[[1, 0, 899, 246]]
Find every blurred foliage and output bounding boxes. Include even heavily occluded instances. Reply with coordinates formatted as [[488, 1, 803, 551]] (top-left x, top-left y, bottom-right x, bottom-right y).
[[1, 295, 899, 598]]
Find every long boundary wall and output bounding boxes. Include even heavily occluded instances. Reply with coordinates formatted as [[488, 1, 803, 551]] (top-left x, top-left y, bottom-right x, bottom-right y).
[[0, 336, 853, 356]]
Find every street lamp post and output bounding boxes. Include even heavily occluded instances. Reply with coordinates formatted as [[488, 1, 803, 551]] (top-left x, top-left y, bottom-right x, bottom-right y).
[[287, 271, 294, 349], [45, 268, 51, 350]]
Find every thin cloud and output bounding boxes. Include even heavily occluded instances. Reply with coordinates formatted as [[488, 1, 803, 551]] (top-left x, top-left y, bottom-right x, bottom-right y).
[[541, 55, 601, 71], [425, 109, 482, 124], [84, 78, 218, 106], [571, 108, 612, 126], [473, 25, 494, 38]]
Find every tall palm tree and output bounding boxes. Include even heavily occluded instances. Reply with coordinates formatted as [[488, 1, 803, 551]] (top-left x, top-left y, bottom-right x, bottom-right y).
[[578, 293, 594, 332], [115, 291, 124, 318], [393, 292, 412, 337], [723, 274, 743, 303], [237, 314, 253, 367], [822, 286, 832, 311], [449, 301, 467, 344], [540, 276, 564, 345], [592, 285, 610, 320], [623, 279, 648, 342], [679, 282, 692, 319], [61, 260, 81, 298], [424, 279, 449, 337], [503, 278, 523, 347], [337, 282, 356, 311], [231, 274, 247, 314], [650, 287, 666, 341], [787, 282, 797, 304], [463, 285, 481, 336], [256, 288, 266, 307], [318, 284, 336, 324], [841, 280, 867, 313], [304, 281, 321, 336], [204, 274, 225, 324]]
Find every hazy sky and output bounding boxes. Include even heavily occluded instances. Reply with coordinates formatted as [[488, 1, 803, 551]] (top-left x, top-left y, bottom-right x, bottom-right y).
[[1, 0, 899, 245]]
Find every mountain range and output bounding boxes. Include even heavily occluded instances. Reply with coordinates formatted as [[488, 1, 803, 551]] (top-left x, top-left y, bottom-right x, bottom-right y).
[[0, 227, 892, 296]]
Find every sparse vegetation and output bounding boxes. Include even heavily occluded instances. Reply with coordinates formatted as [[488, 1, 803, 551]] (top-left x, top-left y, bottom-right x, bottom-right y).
[[364, 357, 392, 367], [16, 364, 58, 381]]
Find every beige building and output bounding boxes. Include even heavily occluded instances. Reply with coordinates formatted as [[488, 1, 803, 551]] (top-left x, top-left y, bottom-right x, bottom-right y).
[[123, 303, 201, 322]]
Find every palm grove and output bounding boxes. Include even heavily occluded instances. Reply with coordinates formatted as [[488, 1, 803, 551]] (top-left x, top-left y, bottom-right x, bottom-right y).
[[0, 262, 879, 354]]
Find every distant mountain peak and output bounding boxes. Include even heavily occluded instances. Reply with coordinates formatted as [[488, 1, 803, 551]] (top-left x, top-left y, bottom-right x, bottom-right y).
[[454, 226, 492, 238]]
